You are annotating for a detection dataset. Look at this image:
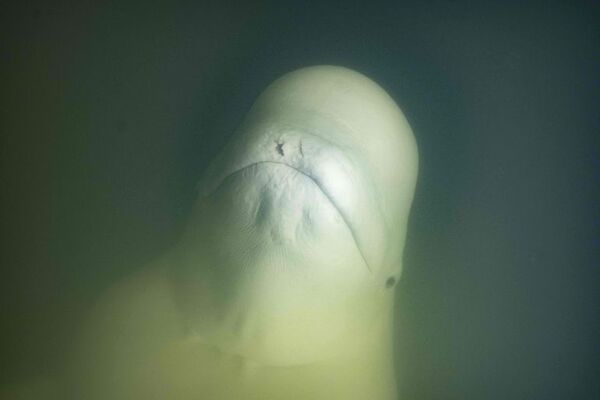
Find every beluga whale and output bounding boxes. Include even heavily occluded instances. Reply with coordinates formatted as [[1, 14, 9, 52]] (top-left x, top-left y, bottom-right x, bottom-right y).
[[10, 65, 419, 400]]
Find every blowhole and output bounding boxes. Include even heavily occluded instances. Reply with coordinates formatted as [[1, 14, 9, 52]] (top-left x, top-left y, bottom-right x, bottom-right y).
[[385, 276, 396, 289]]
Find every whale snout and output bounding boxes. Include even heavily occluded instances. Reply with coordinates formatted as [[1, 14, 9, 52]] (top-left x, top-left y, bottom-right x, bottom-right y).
[[200, 126, 387, 274]]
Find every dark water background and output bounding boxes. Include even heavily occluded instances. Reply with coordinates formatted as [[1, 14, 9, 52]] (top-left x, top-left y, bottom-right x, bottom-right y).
[[1, 1, 599, 398]]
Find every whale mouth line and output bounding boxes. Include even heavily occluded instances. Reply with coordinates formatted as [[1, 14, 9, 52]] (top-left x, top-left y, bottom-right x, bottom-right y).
[[208, 160, 372, 272]]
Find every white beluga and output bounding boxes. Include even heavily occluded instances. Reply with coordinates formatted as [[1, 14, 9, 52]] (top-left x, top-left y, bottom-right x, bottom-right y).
[[179, 65, 419, 368], [5, 66, 418, 400]]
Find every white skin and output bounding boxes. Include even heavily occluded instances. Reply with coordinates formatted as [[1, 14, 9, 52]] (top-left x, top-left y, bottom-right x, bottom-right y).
[[3, 66, 418, 400]]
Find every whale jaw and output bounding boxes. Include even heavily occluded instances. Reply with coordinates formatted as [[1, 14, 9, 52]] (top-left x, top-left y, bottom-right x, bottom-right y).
[[184, 160, 382, 366]]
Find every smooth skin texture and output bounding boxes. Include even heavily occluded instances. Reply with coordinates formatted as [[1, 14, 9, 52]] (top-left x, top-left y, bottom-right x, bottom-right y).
[[5, 66, 418, 399]]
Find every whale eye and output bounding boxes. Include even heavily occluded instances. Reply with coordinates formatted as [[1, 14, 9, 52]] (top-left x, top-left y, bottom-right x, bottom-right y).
[[385, 276, 396, 289]]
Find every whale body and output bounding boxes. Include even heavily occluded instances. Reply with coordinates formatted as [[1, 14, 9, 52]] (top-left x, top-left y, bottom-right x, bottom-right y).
[[22, 66, 418, 400]]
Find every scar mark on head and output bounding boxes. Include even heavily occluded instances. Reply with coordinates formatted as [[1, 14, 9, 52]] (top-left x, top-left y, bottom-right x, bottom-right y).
[[299, 140, 304, 157], [275, 140, 285, 156]]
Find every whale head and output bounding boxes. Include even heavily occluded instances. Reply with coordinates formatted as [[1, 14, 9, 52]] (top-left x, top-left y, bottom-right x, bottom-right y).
[[180, 66, 418, 365]]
